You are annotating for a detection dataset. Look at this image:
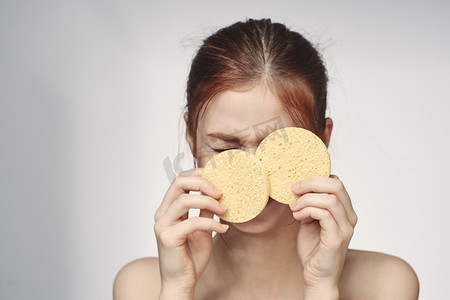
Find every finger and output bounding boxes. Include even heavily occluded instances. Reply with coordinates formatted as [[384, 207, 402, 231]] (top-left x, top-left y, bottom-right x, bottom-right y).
[[179, 167, 203, 178], [161, 217, 229, 248], [155, 172, 222, 221], [292, 206, 342, 249], [290, 193, 353, 233], [291, 176, 357, 227], [162, 194, 226, 225]]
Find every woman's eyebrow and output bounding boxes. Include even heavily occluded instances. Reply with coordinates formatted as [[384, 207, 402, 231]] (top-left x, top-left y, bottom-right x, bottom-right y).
[[206, 132, 266, 146], [205, 132, 241, 143]]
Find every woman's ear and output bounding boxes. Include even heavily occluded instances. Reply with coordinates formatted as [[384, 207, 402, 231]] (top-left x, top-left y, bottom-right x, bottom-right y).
[[320, 118, 333, 148], [184, 111, 195, 156]]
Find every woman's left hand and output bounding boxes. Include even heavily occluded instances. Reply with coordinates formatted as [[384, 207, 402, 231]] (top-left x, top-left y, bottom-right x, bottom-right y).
[[289, 175, 358, 299]]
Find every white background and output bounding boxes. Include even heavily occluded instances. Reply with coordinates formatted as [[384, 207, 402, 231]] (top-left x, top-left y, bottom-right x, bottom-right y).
[[1, 0, 449, 299]]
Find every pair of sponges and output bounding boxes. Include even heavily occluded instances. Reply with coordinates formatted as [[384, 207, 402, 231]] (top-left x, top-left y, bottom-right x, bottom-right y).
[[202, 127, 330, 223]]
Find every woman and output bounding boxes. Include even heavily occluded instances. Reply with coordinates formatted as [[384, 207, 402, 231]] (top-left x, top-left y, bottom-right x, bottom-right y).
[[114, 19, 419, 299]]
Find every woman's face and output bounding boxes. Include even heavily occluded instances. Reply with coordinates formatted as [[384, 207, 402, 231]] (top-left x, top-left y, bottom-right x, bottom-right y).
[[190, 83, 300, 232]]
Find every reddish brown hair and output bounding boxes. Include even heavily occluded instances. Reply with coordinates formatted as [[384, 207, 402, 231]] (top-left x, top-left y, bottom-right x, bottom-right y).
[[185, 18, 328, 157]]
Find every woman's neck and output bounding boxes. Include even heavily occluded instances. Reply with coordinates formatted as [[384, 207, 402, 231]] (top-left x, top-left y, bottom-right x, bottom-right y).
[[198, 217, 305, 299]]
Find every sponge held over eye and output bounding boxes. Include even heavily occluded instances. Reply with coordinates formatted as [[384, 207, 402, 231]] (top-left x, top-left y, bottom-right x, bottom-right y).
[[202, 149, 270, 223], [255, 127, 331, 204]]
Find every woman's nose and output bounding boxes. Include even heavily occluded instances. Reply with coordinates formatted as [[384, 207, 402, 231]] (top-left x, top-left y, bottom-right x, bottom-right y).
[[242, 146, 257, 156]]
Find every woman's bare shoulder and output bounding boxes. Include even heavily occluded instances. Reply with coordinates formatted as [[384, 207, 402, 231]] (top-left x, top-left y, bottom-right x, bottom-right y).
[[112, 251, 419, 299], [113, 257, 161, 300], [341, 249, 419, 299]]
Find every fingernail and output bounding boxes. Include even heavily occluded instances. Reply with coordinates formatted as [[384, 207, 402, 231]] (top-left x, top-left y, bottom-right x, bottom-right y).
[[292, 182, 301, 193], [220, 203, 227, 210]]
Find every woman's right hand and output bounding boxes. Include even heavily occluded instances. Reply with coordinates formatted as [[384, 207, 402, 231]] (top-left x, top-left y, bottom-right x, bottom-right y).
[[154, 167, 229, 299]]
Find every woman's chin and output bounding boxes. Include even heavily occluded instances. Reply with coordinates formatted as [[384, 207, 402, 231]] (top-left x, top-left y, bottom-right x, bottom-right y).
[[224, 197, 292, 234]]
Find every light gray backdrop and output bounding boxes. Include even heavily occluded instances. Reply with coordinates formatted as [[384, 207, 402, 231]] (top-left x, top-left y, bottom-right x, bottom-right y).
[[1, 0, 449, 299]]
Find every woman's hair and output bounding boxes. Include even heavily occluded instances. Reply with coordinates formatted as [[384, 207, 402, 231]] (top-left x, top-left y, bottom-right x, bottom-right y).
[[185, 18, 328, 157]]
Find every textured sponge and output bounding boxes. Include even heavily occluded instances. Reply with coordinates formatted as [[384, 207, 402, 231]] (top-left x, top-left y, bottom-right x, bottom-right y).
[[255, 127, 330, 204], [202, 149, 270, 223]]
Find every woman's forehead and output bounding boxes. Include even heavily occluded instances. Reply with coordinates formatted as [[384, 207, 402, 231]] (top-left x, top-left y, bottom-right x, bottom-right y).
[[199, 85, 294, 140]]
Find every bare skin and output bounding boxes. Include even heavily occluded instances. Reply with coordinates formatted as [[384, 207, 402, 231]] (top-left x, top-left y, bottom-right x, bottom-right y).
[[113, 84, 419, 300]]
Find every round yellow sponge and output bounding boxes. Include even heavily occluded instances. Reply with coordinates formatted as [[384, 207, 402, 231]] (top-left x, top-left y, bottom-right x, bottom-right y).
[[255, 127, 330, 204], [202, 149, 270, 223]]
